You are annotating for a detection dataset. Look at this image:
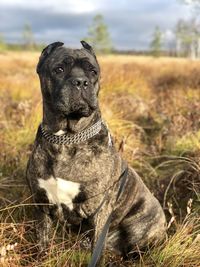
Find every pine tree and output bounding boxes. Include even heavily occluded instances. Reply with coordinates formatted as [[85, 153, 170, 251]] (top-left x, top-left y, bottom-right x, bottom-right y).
[[0, 33, 7, 51], [85, 14, 112, 54], [150, 26, 163, 57], [175, 19, 200, 58], [22, 23, 35, 50]]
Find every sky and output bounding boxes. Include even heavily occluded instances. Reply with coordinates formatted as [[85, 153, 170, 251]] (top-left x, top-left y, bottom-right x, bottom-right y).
[[0, 0, 192, 50]]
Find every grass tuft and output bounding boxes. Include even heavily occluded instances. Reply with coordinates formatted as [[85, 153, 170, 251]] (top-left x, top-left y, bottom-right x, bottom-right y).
[[0, 52, 200, 266]]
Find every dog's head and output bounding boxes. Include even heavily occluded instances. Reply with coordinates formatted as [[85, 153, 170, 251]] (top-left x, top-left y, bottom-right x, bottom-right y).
[[37, 41, 100, 122]]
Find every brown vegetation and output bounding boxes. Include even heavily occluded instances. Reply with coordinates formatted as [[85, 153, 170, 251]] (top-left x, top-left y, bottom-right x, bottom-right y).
[[0, 52, 199, 266]]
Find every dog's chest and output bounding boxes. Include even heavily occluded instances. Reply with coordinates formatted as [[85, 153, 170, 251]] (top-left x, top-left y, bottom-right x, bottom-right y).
[[51, 144, 113, 184], [38, 176, 80, 210]]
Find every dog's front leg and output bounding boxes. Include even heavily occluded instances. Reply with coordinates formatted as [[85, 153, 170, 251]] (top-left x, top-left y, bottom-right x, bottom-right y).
[[35, 208, 53, 253]]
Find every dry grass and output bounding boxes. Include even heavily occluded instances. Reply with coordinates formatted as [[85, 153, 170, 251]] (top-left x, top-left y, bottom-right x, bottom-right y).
[[0, 51, 200, 266]]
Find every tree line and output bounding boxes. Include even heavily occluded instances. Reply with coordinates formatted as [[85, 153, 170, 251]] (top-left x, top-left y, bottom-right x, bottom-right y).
[[0, 0, 200, 57], [148, 0, 200, 58]]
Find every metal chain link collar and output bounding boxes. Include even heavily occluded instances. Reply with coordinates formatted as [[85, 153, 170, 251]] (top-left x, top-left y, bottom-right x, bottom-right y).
[[40, 119, 102, 145]]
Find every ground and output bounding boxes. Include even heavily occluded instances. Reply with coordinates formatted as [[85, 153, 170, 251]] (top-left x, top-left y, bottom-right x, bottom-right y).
[[0, 52, 200, 266]]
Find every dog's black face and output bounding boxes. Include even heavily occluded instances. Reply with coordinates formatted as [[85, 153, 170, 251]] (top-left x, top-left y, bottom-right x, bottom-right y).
[[37, 41, 100, 121]]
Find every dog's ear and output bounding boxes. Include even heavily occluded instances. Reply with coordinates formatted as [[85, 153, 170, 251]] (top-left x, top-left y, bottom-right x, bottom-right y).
[[80, 40, 96, 58], [37, 41, 64, 73]]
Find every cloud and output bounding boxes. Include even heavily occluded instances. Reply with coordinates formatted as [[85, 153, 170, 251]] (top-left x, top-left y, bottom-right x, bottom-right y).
[[0, 6, 93, 45], [0, 0, 191, 50], [0, 0, 97, 13]]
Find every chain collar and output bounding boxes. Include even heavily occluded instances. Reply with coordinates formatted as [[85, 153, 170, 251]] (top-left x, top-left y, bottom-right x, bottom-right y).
[[40, 119, 102, 145]]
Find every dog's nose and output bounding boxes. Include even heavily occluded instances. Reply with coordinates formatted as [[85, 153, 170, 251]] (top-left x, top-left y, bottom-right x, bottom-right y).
[[70, 78, 89, 89]]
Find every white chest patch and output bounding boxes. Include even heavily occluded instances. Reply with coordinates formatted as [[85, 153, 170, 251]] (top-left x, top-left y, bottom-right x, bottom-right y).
[[38, 176, 80, 210], [54, 129, 66, 136]]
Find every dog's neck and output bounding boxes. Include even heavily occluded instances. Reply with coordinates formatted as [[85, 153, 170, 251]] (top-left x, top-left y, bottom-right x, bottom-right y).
[[42, 101, 101, 134]]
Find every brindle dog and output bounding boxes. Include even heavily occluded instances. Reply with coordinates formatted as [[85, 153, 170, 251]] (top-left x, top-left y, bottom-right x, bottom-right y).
[[26, 41, 166, 263]]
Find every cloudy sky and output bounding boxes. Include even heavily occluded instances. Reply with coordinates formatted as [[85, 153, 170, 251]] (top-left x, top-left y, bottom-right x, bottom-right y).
[[0, 0, 192, 50]]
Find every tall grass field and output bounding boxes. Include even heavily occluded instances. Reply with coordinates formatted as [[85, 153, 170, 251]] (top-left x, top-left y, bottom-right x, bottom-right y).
[[0, 51, 200, 266]]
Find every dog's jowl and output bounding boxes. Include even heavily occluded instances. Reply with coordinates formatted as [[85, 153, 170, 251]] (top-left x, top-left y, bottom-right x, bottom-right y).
[[26, 41, 166, 261]]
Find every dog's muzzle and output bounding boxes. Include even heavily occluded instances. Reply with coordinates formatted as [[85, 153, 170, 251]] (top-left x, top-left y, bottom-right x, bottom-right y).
[[53, 77, 97, 118]]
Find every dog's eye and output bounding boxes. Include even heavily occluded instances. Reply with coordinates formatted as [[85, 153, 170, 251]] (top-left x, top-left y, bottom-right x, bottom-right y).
[[54, 67, 64, 74], [82, 61, 94, 70], [91, 69, 97, 76]]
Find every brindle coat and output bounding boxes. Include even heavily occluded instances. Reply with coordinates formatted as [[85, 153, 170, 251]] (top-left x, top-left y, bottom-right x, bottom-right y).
[[26, 41, 166, 261]]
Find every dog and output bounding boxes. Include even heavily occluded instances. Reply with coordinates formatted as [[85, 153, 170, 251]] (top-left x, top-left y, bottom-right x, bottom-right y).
[[26, 41, 166, 264]]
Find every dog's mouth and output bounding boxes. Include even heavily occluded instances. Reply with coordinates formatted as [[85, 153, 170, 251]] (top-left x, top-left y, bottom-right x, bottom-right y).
[[67, 107, 93, 120], [54, 102, 95, 120]]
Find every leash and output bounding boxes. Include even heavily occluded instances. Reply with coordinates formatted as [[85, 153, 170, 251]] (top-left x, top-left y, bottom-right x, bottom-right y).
[[87, 165, 129, 267]]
